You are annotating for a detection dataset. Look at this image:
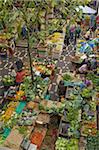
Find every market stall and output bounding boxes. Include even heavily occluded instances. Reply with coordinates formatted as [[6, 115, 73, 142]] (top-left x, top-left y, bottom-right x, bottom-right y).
[[46, 27, 66, 59]]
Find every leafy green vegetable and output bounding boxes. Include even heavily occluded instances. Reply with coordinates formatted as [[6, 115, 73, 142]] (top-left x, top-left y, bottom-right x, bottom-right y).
[[2, 75, 15, 86], [63, 74, 72, 81], [86, 133, 99, 150], [81, 88, 92, 98], [87, 73, 99, 87], [18, 126, 27, 136], [55, 137, 79, 150]]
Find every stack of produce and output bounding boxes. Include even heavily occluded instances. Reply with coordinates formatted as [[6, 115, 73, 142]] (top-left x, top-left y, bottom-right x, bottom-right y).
[[48, 32, 63, 43], [2, 75, 15, 87], [39, 100, 65, 114], [17, 109, 37, 126], [34, 64, 52, 76], [55, 137, 79, 150], [20, 76, 50, 100], [1, 102, 19, 122]]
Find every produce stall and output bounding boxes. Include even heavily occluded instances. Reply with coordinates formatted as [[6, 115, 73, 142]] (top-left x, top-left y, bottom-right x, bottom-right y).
[[54, 69, 98, 150], [32, 61, 55, 78], [46, 27, 66, 59], [30, 126, 47, 150]]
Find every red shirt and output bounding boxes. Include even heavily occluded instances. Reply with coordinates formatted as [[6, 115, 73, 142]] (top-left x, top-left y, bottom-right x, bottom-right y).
[[96, 15, 99, 25], [16, 70, 26, 83]]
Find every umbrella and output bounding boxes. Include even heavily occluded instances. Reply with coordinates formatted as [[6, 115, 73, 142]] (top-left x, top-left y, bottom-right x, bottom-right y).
[[80, 38, 99, 54], [80, 42, 93, 54], [88, 38, 99, 48]]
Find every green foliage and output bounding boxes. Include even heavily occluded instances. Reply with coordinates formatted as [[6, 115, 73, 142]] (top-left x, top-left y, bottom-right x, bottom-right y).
[[39, 101, 65, 114]]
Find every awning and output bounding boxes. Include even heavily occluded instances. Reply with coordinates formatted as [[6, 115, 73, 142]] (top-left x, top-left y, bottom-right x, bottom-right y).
[[76, 6, 96, 14]]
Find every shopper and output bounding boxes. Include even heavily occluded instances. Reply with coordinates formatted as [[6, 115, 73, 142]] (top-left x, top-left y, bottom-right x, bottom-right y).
[[16, 69, 26, 85], [8, 40, 14, 56], [76, 24, 81, 38], [65, 24, 70, 46], [84, 29, 91, 40], [70, 24, 75, 41], [90, 56, 97, 73], [78, 64, 88, 74], [16, 59, 23, 71], [21, 25, 27, 39]]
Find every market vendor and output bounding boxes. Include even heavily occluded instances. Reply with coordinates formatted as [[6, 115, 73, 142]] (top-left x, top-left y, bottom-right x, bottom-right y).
[[8, 39, 15, 56], [76, 23, 81, 38], [90, 55, 97, 73], [15, 69, 26, 85], [50, 69, 55, 80], [57, 80, 66, 99], [84, 29, 91, 40], [77, 63, 90, 74]]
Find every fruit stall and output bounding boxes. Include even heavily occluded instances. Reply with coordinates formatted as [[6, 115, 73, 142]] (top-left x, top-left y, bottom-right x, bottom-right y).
[[45, 24, 66, 60]]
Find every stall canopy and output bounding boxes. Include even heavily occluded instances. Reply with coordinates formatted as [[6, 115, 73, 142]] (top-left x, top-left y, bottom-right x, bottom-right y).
[[76, 6, 97, 14]]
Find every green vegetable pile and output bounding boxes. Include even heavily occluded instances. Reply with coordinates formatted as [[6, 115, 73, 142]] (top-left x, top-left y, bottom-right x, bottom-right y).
[[81, 88, 92, 98], [87, 73, 99, 91], [18, 109, 37, 126], [39, 102, 65, 114], [86, 133, 99, 150], [20, 76, 50, 101], [64, 95, 81, 137], [55, 137, 79, 150], [63, 73, 72, 81], [2, 75, 15, 86]]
